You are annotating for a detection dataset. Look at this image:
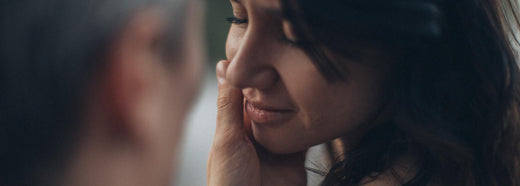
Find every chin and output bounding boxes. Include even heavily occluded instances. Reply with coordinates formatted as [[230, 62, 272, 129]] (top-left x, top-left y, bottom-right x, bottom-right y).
[[251, 121, 313, 154]]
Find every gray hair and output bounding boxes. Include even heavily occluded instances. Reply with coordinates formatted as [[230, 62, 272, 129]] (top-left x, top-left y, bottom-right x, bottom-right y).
[[0, 0, 187, 185]]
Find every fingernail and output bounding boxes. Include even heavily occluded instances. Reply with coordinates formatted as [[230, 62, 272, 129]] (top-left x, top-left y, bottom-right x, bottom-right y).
[[218, 76, 225, 85], [216, 60, 229, 85]]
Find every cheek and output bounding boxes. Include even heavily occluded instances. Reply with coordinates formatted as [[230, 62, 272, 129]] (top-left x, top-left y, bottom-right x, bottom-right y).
[[174, 13, 205, 113], [306, 84, 383, 131], [162, 46, 204, 135], [173, 60, 203, 116], [285, 61, 387, 139], [161, 69, 197, 143], [185, 41, 204, 101]]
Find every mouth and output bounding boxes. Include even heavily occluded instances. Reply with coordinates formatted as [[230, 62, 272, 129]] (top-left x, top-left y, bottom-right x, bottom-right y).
[[245, 100, 295, 125]]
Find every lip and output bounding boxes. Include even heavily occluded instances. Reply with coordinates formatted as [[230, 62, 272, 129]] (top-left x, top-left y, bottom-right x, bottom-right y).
[[245, 100, 295, 125]]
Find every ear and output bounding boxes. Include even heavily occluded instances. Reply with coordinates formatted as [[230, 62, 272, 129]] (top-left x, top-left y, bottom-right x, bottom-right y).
[[100, 9, 167, 144]]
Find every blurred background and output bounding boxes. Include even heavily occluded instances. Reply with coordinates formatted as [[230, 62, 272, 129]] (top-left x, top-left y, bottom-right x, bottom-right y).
[[174, 1, 329, 185], [173, 1, 228, 185]]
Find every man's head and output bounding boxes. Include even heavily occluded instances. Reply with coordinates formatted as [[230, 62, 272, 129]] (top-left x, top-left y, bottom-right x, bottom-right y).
[[0, 0, 203, 185]]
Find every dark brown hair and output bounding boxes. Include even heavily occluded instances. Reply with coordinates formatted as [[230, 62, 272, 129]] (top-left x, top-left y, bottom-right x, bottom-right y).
[[282, 0, 520, 185]]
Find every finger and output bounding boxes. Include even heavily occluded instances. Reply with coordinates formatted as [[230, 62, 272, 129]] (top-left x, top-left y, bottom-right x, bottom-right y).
[[216, 60, 244, 134], [243, 100, 254, 139], [206, 150, 213, 183]]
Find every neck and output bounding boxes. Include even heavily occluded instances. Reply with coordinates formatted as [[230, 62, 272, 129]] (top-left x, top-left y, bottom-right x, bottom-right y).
[[62, 136, 143, 186], [59, 121, 164, 186]]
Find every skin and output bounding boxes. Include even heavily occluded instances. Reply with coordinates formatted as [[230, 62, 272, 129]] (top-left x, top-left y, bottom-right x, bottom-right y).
[[62, 2, 204, 186], [208, 0, 396, 185], [226, 0, 393, 154]]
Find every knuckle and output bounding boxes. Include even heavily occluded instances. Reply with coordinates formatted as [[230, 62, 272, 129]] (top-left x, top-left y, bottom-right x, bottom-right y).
[[217, 96, 233, 111], [212, 133, 251, 155]]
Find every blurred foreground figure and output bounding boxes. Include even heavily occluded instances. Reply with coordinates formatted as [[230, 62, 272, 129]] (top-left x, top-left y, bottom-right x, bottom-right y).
[[0, 0, 204, 185]]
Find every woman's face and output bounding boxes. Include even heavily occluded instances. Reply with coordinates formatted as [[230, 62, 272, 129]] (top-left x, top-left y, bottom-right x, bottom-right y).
[[225, 0, 395, 154]]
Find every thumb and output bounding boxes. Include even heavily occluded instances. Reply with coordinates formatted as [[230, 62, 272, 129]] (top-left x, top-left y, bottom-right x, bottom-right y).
[[216, 60, 244, 135]]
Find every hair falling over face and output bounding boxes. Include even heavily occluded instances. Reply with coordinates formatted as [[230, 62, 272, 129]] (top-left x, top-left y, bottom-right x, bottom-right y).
[[278, 0, 520, 185]]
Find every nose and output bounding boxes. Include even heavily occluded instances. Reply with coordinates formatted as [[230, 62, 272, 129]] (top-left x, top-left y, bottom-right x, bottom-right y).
[[225, 31, 279, 90]]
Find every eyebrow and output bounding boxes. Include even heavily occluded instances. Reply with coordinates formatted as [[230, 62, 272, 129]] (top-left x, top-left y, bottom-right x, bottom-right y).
[[231, 0, 288, 19]]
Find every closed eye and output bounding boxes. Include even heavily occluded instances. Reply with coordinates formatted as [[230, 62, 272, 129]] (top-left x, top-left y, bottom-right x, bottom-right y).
[[227, 16, 248, 24]]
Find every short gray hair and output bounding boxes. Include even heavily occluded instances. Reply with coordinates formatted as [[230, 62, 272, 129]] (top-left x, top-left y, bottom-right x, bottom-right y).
[[0, 0, 187, 185]]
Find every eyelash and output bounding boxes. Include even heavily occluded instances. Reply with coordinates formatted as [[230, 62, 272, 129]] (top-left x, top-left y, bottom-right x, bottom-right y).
[[226, 16, 303, 48], [226, 16, 248, 24]]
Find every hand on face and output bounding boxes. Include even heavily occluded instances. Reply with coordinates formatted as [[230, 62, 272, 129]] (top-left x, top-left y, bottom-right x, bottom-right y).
[[207, 60, 307, 186]]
